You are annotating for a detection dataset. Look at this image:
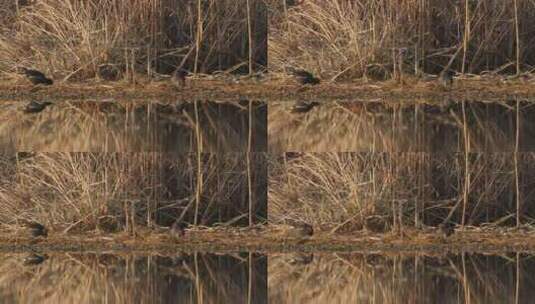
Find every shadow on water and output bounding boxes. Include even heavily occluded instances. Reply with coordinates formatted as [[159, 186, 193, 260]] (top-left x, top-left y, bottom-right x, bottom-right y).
[[0, 252, 267, 304], [0, 100, 267, 152], [269, 252, 534, 304], [269, 100, 535, 152]]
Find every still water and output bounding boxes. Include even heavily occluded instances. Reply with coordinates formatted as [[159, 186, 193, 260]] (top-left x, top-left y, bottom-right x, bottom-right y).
[[0, 251, 531, 303]]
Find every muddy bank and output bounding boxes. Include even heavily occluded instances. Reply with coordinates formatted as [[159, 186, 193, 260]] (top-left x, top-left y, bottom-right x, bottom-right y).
[[3, 227, 535, 254], [2, 78, 535, 103]]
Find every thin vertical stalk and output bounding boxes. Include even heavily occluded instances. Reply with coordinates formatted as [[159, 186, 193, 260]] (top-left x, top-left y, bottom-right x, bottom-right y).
[[515, 252, 520, 304], [247, 252, 253, 304], [462, 0, 470, 73], [246, 0, 253, 75], [462, 253, 470, 304], [194, 101, 203, 225], [247, 101, 254, 226], [515, 99, 520, 227], [513, 0, 521, 75], [194, 253, 202, 304], [461, 101, 469, 227], [194, 0, 203, 74]]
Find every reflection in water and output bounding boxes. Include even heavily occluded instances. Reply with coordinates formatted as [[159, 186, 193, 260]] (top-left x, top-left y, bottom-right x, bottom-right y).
[[269, 100, 535, 152], [269, 252, 530, 304], [0, 100, 267, 152], [0, 252, 267, 304]]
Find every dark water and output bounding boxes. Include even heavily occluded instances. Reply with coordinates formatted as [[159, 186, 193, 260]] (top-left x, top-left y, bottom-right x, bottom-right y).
[[269, 100, 535, 152], [270, 252, 531, 304], [0, 100, 267, 152], [1, 251, 533, 303], [0, 252, 267, 304]]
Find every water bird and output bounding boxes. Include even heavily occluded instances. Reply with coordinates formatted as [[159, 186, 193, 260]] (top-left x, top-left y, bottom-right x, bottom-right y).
[[438, 222, 455, 238], [18, 67, 53, 85], [23, 101, 52, 113], [23, 221, 48, 237], [172, 68, 190, 88], [98, 64, 120, 81], [290, 68, 320, 85], [23, 253, 48, 266], [287, 222, 314, 237], [291, 101, 319, 113], [365, 216, 387, 233], [438, 70, 455, 89], [170, 220, 188, 238]]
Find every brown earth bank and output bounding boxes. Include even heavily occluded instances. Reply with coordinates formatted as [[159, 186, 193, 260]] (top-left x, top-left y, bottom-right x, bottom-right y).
[[1, 77, 535, 103], [3, 226, 535, 255]]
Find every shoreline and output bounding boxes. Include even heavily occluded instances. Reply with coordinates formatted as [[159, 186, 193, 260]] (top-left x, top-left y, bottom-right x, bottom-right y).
[[2, 228, 535, 255], [1, 79, 535, 103]]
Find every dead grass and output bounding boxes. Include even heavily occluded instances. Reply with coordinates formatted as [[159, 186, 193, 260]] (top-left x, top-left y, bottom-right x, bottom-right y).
[[0, 153, 266, 234], [2, 77, 535, 103], [0, 0, 266, 81], [268, 0, 535, 79], [268, 153, 535, 231], [2, 226, 535, 253]]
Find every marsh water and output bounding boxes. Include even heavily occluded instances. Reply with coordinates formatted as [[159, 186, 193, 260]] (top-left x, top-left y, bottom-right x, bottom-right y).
[[0, 251, 532, 303]]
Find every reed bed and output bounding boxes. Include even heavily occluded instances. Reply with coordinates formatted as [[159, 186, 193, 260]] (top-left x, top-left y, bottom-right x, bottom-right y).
[[268, 152, 535, 231], [268, 0, 535, 80], [0, 0, 267, 81], [0, 152, 267, 234]]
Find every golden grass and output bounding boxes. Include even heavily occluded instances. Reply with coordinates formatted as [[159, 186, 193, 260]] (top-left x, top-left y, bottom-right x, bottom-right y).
[[2, 77, 535, 102], [0, 0, 267, 81], [0, 153, 267, 234], [268, 153, 535, 231], [268, 0, 535, 79]]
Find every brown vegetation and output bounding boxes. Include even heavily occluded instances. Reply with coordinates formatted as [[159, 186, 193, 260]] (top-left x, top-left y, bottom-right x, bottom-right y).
[[0, 0, 267, 82], [0, 152, 267, 236], [268, 0, 535, 80], [268, 153, 535, 232]]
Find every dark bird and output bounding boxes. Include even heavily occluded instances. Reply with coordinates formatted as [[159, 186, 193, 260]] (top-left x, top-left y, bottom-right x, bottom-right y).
[[23, 101, 52, 114], [23, 221, 48, 237], [438, 222, 455, 238], [365, 215, 387, 233], [23, 253, 48, 266], [19, 67, 53, 85], [287, 222, 314, 237], [172, 68, 190, 88], [439, 70, 455, 89], [170, 220, 188, 238], [290, 68, 320, 85], [98, 64, 120, 81], [291, 101, 320, 113]]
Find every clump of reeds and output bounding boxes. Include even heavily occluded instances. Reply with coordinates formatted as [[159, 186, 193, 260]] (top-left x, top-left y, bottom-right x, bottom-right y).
[[268, 152, 535, 231], [268, 0, 535, 80], [0, 0, 266, 81], [0, 152, 265, 234]]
